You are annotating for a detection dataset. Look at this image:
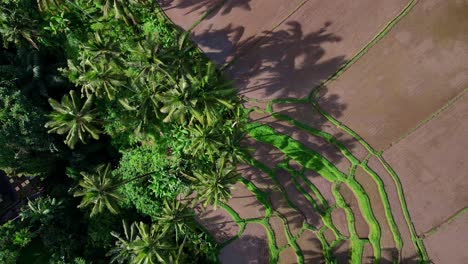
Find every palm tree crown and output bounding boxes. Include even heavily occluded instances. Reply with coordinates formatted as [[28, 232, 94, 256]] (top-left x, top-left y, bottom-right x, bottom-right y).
[[73, 163, 122, 217], [45, 90, 101, 149]]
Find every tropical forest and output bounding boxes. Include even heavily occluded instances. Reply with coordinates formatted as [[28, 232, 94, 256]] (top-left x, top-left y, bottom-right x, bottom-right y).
[[0, 0, 244, 263]]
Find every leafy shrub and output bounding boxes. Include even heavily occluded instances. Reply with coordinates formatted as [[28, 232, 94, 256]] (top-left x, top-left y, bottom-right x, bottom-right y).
[[115, 142, 189, 219]]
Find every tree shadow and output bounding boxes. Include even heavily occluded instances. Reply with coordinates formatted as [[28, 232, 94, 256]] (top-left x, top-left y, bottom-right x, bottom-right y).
[[218, 234, 269, 264], [193, 20, 346, 99], [158, 0, 252, 18]]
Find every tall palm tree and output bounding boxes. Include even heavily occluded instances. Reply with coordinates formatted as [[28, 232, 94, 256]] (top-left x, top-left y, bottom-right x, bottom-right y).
[[73, 163, 155, 217], [74, 163, 122, 217], [185, 155, 240, 208], [156, 71, 236, 126], [155, 199, 194, 242], [45, 90, 101, 149], [184, 124, 224, 161], [65, 59, 126, 100], [108, 221, 177, 264]]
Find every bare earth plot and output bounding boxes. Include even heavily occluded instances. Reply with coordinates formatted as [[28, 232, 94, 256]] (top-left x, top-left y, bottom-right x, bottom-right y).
[[161, 0, 468, 263]]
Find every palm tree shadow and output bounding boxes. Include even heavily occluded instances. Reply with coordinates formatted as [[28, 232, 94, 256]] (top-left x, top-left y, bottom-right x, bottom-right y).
[[158, 0, 252, 18], [193, 20, 346, 99], [218, 234, 269, 264]]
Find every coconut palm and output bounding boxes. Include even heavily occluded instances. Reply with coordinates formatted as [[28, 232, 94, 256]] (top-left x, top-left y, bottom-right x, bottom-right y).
[[45, 90, 101, 149], [80, 32, 122, 64], [108, 221, 176, 264], [73, 163, 122, 217], [0, 3, 39, 49], [185, 155, 240, 208], [184, 124, 225, 161], [108, 220, 138, 264], [154, 199, 194, 242], [156, 70, 236, 126], [20, 196, 64, 225], [65, 59, 126, 100], [74, 163, 155, 217]]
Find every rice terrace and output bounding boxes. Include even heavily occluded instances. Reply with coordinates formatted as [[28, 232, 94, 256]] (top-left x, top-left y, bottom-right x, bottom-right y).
[[0, 0, 466, 263]]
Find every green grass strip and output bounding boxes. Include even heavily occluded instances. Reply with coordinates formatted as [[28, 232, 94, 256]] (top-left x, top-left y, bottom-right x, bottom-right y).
[[241, 155, 307, 262], [315, 101, 429, 262], [248, 122, 382, 260], [276, 218, 306, 264], [332, 183, 366, 264], [343, 178, 381, 261], [308, 0, 420, 99], [218, 202, 247, 247], [257, 218, 281, 264], [377, 154, 430, 262], [238, 177, 272, 217], [270, 111, 360, 165], [360, 162, 403, 250], [280, 163, 344, 241], [312, 102, 376, 154], [247, 122, 346, 182]]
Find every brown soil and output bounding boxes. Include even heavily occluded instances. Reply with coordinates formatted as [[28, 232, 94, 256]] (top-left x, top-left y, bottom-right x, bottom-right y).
[[367, 157, 417, 259], [323, 228, 336, 245], [194, 204, 239, 243], [238, 163, 276, 193], [354, 167, 395, 250], [277, 169, 322, 228], [331, 240, 351, 263], [218, 223, 270, 264], [269, 191, 304, 236], [362, 243, 374, 264], [339, 184, 369, 239], [278, 246, 298, 264], [269, 216, 289, 248], [331, 208, 349, 238], [296, 229, 324, 263], [227, 0, 408, 100], [157, 0, 222, 30], [423, 213, 468, 264], [319, 0, 468, 150], [191, 0, 305, 65], [227, 182, 266, 219], [383, 93, 468, 234], [243, 135, 286, 169], [304, 170, 335, 206]]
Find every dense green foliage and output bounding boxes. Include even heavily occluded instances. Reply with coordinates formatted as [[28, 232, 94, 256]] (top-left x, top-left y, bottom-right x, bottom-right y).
[[0, 0, 245, 263]]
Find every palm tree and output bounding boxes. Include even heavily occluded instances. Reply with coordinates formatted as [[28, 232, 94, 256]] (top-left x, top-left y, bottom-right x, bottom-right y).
[[80, 32, 122, 64], [0, 3, 39, 49], [156, 71, 236, 126], [108, 221, 177, 264], [155, 75, 200, 125], [73, 163, 155, 217], [184, 124, 224, 161], [185, 155, 240, 208], [45, 90, 101, 149], [65, 59, 126, 100], [73, 163, 122, 217], [155, 199, 194, 242], [108, 220, 138, 264], [20, 196, 64, 225]]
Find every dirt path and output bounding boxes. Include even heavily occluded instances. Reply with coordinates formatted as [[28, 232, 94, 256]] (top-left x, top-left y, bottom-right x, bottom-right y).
[[160, 0, 468, 263]]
